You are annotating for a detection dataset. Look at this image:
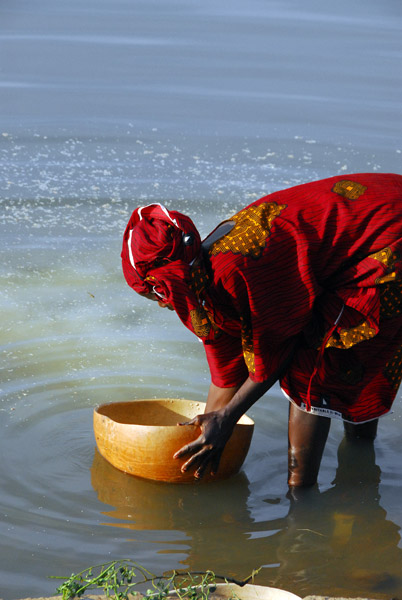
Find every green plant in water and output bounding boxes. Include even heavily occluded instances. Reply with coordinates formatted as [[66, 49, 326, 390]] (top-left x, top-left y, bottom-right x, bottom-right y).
[[51, 560, 261, 600]]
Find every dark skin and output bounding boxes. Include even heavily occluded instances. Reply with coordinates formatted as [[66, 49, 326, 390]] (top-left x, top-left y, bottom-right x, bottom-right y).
[[140, 291, 175, 310], [140, 294, 378, 486], [174, 380, 378, 485], [174, 377, 278, 480], [140, 292, 279, 479]]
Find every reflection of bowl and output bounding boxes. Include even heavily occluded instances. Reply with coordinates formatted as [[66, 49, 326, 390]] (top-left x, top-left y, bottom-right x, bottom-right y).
[[91, 447, 252, 530], [93, 399, 254, 483]]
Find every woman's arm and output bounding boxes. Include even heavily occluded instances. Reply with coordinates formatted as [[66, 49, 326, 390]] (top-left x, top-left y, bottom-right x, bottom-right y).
[[204, 382, 241, 412], [174, 372, 279, 479]]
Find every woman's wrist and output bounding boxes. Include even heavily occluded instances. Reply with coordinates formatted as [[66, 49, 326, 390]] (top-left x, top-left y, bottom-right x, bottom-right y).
[[219, 375, 277, 425]]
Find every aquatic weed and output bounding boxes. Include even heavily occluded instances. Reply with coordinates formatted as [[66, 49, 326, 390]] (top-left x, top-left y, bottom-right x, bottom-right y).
[[51, 560, 261, 600]]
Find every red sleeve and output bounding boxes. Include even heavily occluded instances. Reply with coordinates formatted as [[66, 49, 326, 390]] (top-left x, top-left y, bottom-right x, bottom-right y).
[[230, 276, 302, 384], [205, 196, 320, 385], [203, 332, 249, 388], [218, 239, 316, 383]]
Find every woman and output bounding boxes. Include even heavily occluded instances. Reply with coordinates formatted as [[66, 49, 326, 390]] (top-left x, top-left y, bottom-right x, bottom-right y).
[[121, 173, 402, 486]]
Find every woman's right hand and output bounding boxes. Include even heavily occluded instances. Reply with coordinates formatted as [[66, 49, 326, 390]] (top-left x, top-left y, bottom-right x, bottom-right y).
[[174, 375, 277, 479], [173, 410, 235, 480]]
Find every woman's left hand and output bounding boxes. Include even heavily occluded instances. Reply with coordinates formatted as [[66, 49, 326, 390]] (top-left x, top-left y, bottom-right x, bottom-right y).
[[173, 410, 235, 479]]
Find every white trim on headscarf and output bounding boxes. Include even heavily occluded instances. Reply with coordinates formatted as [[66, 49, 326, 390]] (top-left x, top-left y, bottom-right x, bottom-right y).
[[127, 203, 179, 272]]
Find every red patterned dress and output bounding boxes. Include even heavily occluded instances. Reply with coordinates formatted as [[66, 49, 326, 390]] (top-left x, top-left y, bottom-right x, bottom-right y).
[[197, 173, 402, 423]]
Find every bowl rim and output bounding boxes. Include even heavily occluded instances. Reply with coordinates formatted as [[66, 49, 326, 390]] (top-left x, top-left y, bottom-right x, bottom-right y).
[[94, 398, 254, 427]]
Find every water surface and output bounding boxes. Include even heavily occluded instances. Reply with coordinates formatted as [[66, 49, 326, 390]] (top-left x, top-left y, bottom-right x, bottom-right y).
[[1, 0, 402, 598]]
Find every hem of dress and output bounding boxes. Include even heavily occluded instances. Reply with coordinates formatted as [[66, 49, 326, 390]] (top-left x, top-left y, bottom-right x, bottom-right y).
[[280, 387, 392, 424]]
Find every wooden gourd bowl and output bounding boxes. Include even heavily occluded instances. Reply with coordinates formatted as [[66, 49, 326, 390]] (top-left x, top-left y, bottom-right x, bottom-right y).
[[93, 399, 254, 483]]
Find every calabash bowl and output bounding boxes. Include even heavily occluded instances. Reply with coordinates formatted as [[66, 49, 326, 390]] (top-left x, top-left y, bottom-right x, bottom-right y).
[[167, 584, 300, 600], [207, 583, 301, 600], [93, 398, 254, 483]]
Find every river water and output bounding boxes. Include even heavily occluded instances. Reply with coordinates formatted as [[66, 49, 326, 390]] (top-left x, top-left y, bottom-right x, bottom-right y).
[[1, 0, 402, 598]]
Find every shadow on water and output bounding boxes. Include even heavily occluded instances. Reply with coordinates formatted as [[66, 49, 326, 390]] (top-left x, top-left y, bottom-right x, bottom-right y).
[[91, 437, 402, 599]]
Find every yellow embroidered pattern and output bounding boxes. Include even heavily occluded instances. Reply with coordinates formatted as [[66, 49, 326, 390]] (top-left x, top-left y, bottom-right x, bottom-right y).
[[381, 275, 402, 387], [209, 202, 286, 259], [326, 320, 377, 349], [190, 308, 212, 337], [369, 247, 396, 267], [380, 279, 402, 319], [332, 180, 367, 200], [369, 247, 400, 285], [188, 263, 221, 337], [240, 316, 255, 374], [190, 263, 210, 297], [384, 344, 402, 390]]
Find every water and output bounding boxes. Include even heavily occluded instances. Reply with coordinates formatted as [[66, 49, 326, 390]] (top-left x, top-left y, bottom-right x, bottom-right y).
[[1, 0, 402, 598]]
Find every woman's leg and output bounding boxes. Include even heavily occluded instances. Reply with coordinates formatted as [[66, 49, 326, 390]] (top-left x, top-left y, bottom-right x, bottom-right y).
[[288, 403, 331, 487], [343, 418, 378, 440]]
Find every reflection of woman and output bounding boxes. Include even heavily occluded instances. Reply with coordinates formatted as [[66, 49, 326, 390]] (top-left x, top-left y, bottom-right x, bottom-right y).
[[121, 173, 402, 486], [275, 438, 402, 596], [91, 438, 402, 596]]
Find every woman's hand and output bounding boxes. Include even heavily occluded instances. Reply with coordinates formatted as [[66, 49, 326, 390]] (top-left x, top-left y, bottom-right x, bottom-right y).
[[173, 410, 235, 480], [174, 375, 279, 480]]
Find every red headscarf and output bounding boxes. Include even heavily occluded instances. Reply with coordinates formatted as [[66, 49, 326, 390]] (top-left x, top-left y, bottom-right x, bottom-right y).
[[121, 203, 218, 340]]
